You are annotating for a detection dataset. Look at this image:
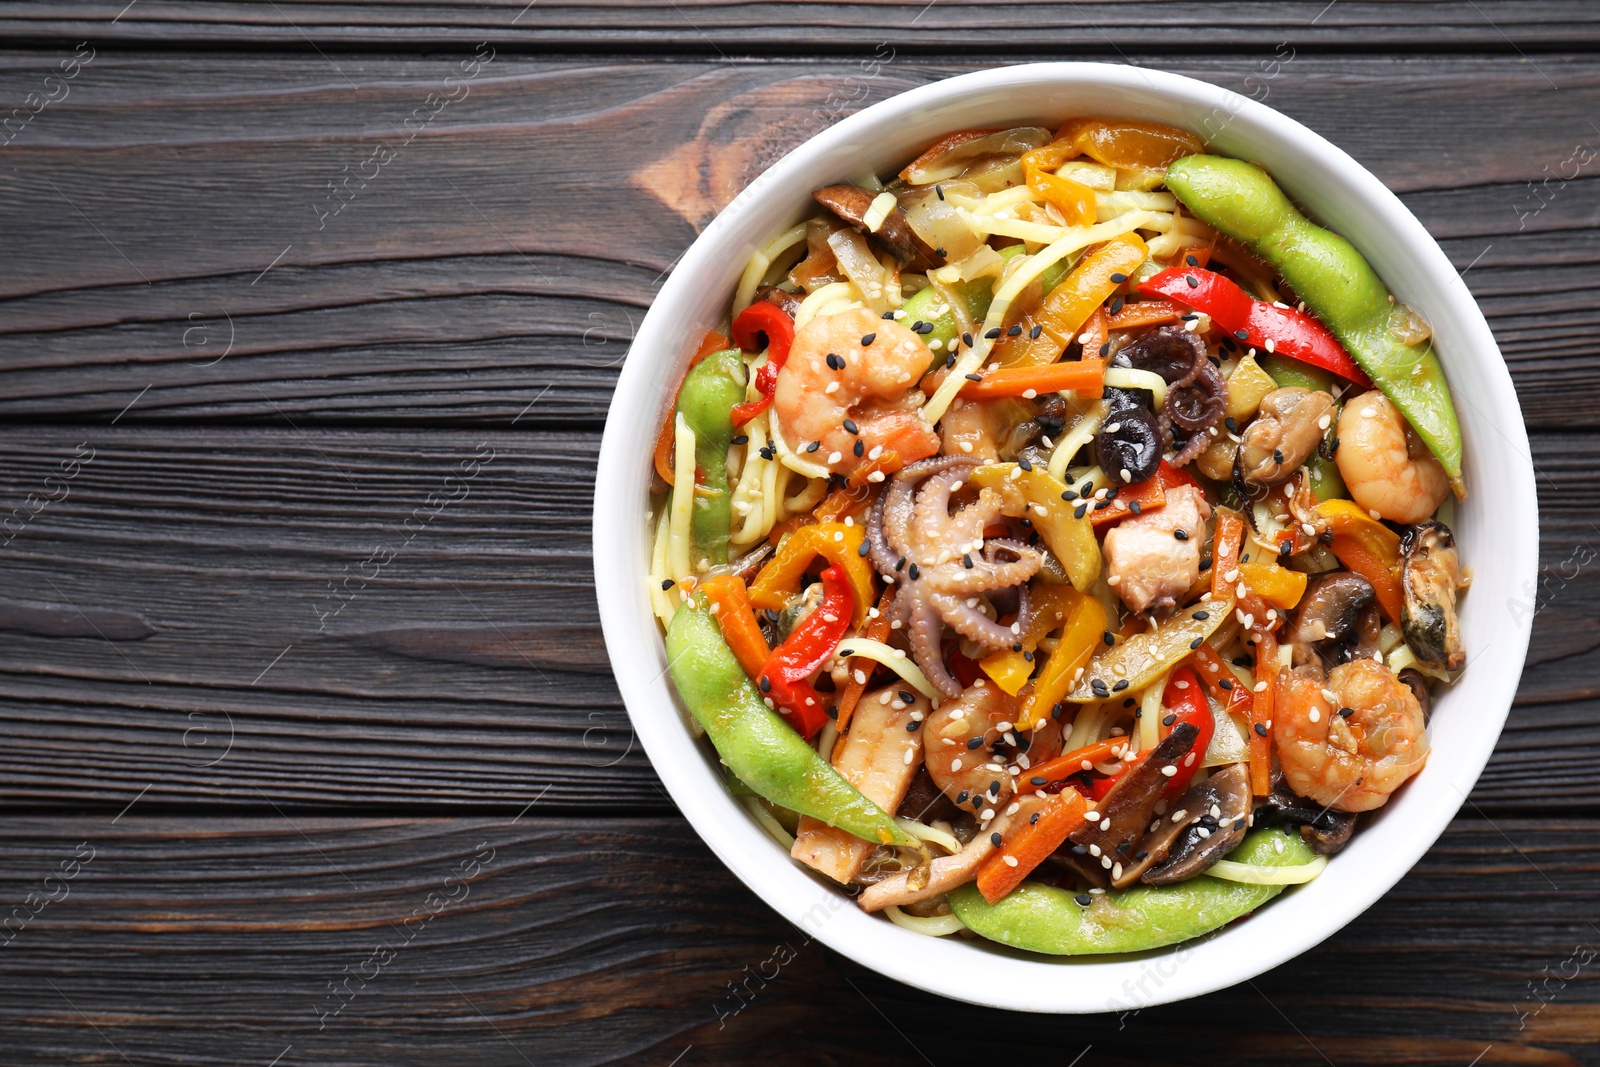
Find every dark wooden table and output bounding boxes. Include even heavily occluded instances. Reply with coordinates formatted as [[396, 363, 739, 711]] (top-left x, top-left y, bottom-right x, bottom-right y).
[[0, 4, 1596, 1064]]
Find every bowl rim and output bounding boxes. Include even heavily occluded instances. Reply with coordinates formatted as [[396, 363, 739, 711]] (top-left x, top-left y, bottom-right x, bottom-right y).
[[594, 61, 1537, 1012]]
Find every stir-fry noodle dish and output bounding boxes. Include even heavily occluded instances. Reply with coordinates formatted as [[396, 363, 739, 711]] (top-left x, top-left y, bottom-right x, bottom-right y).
[[648, 119, 1467, 955]]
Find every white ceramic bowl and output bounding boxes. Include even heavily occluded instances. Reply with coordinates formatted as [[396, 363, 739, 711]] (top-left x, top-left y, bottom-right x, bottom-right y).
[[595, 63, 1537, 1012]]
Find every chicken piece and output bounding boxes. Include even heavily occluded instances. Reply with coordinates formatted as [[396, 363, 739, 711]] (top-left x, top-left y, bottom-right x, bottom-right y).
[[1102, 484, 1212, 614], [791, 685, 929, 884]]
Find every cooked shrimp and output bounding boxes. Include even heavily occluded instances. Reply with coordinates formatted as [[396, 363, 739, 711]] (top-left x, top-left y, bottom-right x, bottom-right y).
[[924, 681, 1016, 816], [1274, 657, 1430, 812], [774, 306, 941, 476], [1102, 484, 1212, 614], [938, 397, 1006, 462], [1335, 390, 1449, 524]]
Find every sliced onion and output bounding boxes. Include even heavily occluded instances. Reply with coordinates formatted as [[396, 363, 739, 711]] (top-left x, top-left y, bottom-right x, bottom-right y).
[[903, 127, 1051, 185], [827, 228, 898, 314], [900, 188, 983, 263]]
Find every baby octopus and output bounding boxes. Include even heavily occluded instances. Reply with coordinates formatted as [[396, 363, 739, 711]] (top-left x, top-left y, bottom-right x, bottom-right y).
[[774, 306, 940, 477]]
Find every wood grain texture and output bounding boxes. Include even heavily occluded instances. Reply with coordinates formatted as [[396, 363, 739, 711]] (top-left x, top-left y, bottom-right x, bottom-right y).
[[0, 815, 1593, 1066], [0, 424, 1592, 812], [2, 1, 1599, 49], [0, 53, 1592, 426]]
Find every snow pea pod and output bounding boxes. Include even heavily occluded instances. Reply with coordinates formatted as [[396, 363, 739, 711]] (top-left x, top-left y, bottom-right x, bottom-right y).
[[947, 828, 1314, 954], [665, 598, 917, 848], [1164, 155, 1462, 489], [675, 349, 745, 566]]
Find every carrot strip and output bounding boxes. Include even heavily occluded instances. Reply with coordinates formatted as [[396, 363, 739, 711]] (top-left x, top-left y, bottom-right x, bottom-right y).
[[1191, 642, 1252, 719], [1329, 533, 1405, 626], [1023, 738, 1129, 786], [976, 790, 1089, 904], [833, 588, 896, 735], [1078, 306, 1110, 357], [1106, 298, 1184, 330], [699, 575, 769, 680], [1248, 629, 1277, 797], [959, 359, 1105, 400], [1211, 507, 1272, 626]]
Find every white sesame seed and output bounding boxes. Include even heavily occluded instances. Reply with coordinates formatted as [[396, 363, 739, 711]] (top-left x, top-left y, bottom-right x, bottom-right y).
[[903, 747, 915, 765], [1171, 809, 1188, 823], [1254, 680, 1268, 693], [1223, 568, 1240, 583], [868, 471, 886, 482], [1160, 764, 1177, 777], [1196, 826, 1212, 839], [1089, 843, 1102, 857], [1005, 802, 1020, 815], [828, 451, 843, 464], [1361, 406, 1377, 418], [1084, 809, 1100, 821], [1100, 855, 1113, 869], [1210, 804, 1222, 819], [1022, 388, 1037, 399], [1003, 854, 1018, 867], [1112, 861, 1124, 879], [854, 669, 867, 684], [951, 758, 962, 772], [1099, 817, 1111, 831], [825, 381, 840, 394]]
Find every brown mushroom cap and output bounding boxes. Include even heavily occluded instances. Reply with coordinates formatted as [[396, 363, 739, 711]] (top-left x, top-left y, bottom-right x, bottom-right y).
[[1141, 763, 1253, 885], [1260, 768, 1358, 855], [812, 184, 942, 272], [1066, 722, 1199, 889], [1286, 570, 1376, 667]]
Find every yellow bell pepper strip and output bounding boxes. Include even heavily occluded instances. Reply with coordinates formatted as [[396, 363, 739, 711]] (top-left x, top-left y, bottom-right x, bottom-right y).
[[975, 789, 1089, 904], [995, 233, 1150, 367], [968, 463, 1102, 591], [1164, 155, 1463, 489], [958, 358, 1106, 401], [833, 587, 895, 734], [1249, 629, 1278, 797], [980, 584, 1079, 695], [665, 596, 917, 848], [1314, 499, 1404, 625], [698, 574, 770, 681], [748, 522, 875, 626], [1022, 138, 1097, 226], [1238, 557, 1308, 611], [1017, 589, 1107, 729], [1060, 118, 1206, 170], [1064, 596, 1234, 704]]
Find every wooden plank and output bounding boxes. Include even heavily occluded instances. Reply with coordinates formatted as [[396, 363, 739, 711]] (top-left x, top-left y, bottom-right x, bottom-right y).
[[0, 425, 1592, 812], [0, 53, 1592, 426], [2, 1, 1598, 49], [0, 814, 1592, 1065]]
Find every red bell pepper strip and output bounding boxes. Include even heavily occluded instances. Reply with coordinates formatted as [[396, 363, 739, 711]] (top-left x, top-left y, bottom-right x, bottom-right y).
[[1159, 666, 1213, 798], [1140, 266, 1372, 388], [728, 302, 796, 427], [757, 565, 853, 739]]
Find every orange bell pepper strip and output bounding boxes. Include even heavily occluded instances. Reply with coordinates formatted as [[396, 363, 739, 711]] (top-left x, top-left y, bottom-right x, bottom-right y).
[[1059, 118, 1205, 170], [1239, 557, 1308, 611], [996, 232, 1150, 367], [1021, 139, 1098, 227], [747, 522, 875, 626], [1021, 738, 1130, 787], [1314, 498, 1404, 624], [652, 330, 730, 486], [976, 789, 1089, 904], [833, 587, 895, 735], [1248, 629, 1278, 797], [958, 358, 1105, 401], [698, 574, 769, 681], [1078, 305, 1110, 358], [1017, 589, 1107, 729], [980, 584, 1079, 695]]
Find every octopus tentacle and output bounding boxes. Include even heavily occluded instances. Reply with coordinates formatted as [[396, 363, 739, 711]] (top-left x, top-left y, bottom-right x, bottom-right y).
[[901, 589, 962, 697], [930, 591, 1020, 651]]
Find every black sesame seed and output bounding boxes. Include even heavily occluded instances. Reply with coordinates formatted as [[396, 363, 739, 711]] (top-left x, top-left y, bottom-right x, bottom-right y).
[[1340, 707, 1355, 718], [1116, 841, 1131, 854], [962, 332, 974, 347], [1030, 812, 1042, 825], [1075, 893, 1092, 907], [1234, 329, 1249, 341], [1030, 776, 1048, 787], [1112, 679, 1129, 692], [1074, 503, 1088, 519], [1133, 707, 1142, 718], [826, 352, 844, 370], [985, 327, 1002, 339], [805, 440, 821, 453], [906, 720, 921, 731], [934, 247, 946, 258], [965, 373, 983, 382], [1023, 650, 1034, 662], [764, 609, 781, 622], [860, 333, 876, 346], [990, 832, 1003, 847], [1273, 448, 1285, 465], [945, 352, 957, 368], [1130, 501, 1142, 515], [1163, 713, 1176, 727], [1254, 722, 1269, 737], [1233, 655, 1253, 667], [759, 676, 772, 693], [1052, 701, 1067, 719], [856, 539, 870, 558], [1111, 272, 1129, 284], [882, 310, 896, 320], [967, 737, 984, 750], [1224, 416, 1238, 432], [1199, 556, 1212, 570], [1189, 637, 1204, 650], [1181, 313, 1198, 322], [1104, 630, 1115, 646], [1008, 324, 1023, 337], [1241, 552, 1250, 563], [731, 434, 749, 445], [1193, 610, 1209, 621], [1099, 342, 1111, 357], [1174, 529, 1190, 541], [759, 446, 775, 461], [1110, 297, 1124, 315], [843, 418, 859, 435], [908, 563, 920, 580], [661, 579, 674, 590], [1218, 677, 1233, 690], [1185, 275, 1199, 288], [899, 690, 914, 703], [828, 705, 839, 719], [964, 554, 974, 569], [935, 185, 945, 201], [1030, 324, 1043, 338], [1124, 697, 1136, 708], [1071, 844, 1089, 856], [1279, 541, 1293, 556], [1135, 849, 1149, 860], [1019, 457, 1033, 471], [1062, 489, 1078, 502], [990, 781, 1001, 796], [854, 439, 864, 457], [1094, 499, 1111, 512], [911, 320, 928, 334], [956, 790, 969, 804], [1186, 254, 1200, 267], [895, 556, 906, 571]]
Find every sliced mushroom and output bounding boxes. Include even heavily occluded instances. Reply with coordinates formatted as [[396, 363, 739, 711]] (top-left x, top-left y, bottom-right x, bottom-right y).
[[1285, 571, 1376, 667], [812, 184, 941, 271], [756, 283, 802, 318], [1398, 667, 1434, 725], [1141, 763, 1253, 885], [1067, 722, 1200, 889], [1401, 519, 1466, 672], [1235, 387, 1337, 488], [1259, 768, 1358, 855]]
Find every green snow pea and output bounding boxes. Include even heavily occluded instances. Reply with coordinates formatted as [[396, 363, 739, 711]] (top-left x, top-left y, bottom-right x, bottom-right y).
[[675, 349, 745, 566], [1164, 155, 1463, 488], [947, 828, 1315, 955], [1260, 354, 1347, 502], [665, 598, 917, 849]]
